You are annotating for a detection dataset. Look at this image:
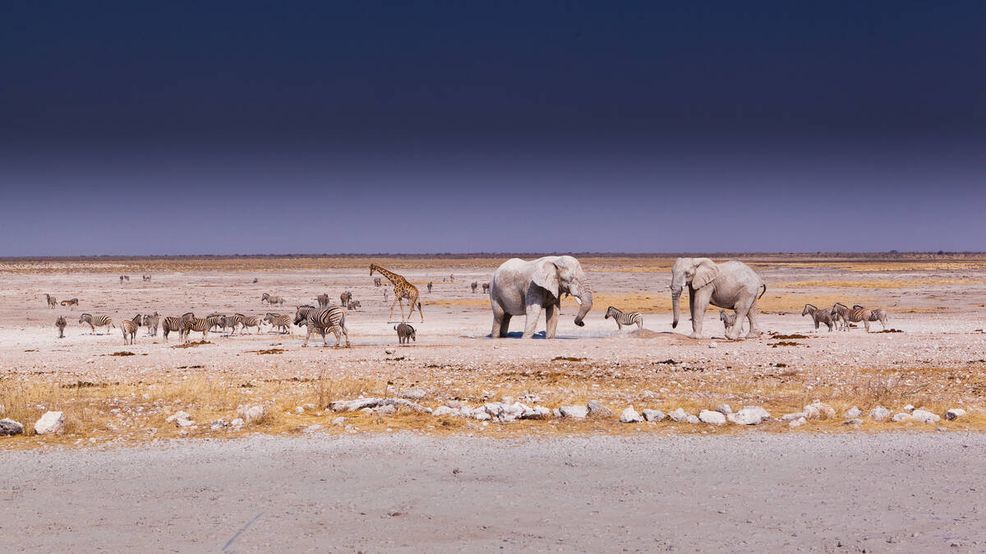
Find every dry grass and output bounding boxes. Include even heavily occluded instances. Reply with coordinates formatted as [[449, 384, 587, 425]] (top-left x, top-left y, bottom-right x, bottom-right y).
[[784, 278, 977, 289]]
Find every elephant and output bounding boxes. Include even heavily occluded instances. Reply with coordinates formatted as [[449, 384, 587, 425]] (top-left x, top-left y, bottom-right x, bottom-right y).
[[490, 256, 593, 339], [670, 257, 766, 340]]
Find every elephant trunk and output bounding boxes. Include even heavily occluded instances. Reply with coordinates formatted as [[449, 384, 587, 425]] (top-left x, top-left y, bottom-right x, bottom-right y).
[[671, 289, 682, 329], [572, 287, 592, 327]]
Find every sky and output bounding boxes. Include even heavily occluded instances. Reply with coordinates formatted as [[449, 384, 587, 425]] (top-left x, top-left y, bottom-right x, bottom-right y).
[[1, 1, 985, 256]]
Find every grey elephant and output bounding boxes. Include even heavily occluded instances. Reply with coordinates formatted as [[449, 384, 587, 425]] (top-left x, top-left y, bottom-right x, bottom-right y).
[[670, 257, 766, 340], [490, 256, 593, 338]]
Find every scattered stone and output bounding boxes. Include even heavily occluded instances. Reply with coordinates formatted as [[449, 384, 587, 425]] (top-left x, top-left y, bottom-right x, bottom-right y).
[[519, 406, 551, 420], [870, 406, 891, 422], [788, 417, 807, 428], [669, 408, 695, 423], [902, 404, 915, 413], [728, 406, 771, 426], [237, 404, 267, 424], [803, 401, 835, 420], [620, 406, 643, 423], [399, 388, 427, 400], [699, 410, 727, 426], [472, 410, 491, 421], [641, 390, 656, 399], [685, 415, 701, 424], [587, 400, 613, 418], [165, 411, 193, 428], [374, 404, 396, 416], [559, 405, 589, 419], [910, 409, 941, 424], [642, 409, 665, 422], [209, 419, 227, 431], [294, 406, 305, 414], [433, 406, 456, 417], [0, 418, 24, 436], [892, 413, 912, 423], [715, 404, 733, 415], [780, 412, 806, 422], [844, 406, 861, 419], [945, 408, 967, 421], [708, 343, 717, 349], [330, 398, 383, 412], [331, 416, 346, 426], [229, 418, 244, 430]]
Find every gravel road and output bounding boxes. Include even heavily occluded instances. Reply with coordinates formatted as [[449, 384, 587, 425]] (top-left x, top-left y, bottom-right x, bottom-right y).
[[2, 432, 984, 552]]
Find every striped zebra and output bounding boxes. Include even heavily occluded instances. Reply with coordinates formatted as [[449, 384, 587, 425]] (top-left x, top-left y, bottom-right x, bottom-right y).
[[238, 314, 263, 334], [161, 316, 183, 341], [264, 312, 292, 334], [316, 294, 330, 308], [340, 291, 352, 306], [262, 293, 286, 306], [79, 313, 113, 335], [604, 306, 643, 330], [120, 314, 141, 345], [222, 313, 245, 334], [180, 316, 211, 343], [55, 316, 67, 339], [206, 312, 226, 332], [45, 294, 57, 309], [720, 310, 738, 335], [294, 305, 350, 347], [802, 304, 835, 331], [142, 312, 160, 336], [60, 298, 79, 309], [831, 303, 888, 332]]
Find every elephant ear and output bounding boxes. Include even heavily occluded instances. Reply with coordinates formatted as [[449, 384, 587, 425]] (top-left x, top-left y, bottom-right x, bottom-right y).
[[692, 260, 720, 289], [532, 261, 560, 298]]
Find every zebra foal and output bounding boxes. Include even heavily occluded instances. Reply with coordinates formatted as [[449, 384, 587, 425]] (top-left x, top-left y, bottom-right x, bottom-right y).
[[604, 306, 643, 330]]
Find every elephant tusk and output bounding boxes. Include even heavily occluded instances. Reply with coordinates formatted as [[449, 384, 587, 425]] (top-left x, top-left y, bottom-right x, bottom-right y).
[[574, 296, 583, 305]]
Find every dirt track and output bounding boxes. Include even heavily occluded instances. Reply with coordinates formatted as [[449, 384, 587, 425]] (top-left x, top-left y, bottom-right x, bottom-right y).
[[2, 432, 985, 552]]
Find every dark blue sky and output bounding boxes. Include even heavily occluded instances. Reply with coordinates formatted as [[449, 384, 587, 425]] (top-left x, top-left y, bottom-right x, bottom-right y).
[[2, 1, 984, 255]]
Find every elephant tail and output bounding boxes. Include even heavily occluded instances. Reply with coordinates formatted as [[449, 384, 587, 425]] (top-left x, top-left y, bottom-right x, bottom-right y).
[[758, 284, 767, 300]]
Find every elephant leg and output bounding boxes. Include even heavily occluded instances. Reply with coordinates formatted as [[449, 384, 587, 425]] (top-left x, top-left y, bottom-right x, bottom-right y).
[[545, 304, 559, 339], [690, 287, 713, 338], [491, 302, 506, 338], [522, 304, 542, 339]]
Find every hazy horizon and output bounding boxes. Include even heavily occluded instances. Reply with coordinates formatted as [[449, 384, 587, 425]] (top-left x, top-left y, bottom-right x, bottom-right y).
[[3, 2, 985, 256]]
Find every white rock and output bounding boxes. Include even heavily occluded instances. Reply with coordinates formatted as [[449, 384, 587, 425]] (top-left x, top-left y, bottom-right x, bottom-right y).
[[728, 406, 771, 425], [910, 409, 940, 424], [668, 408, 691, 422], [472, 411, 491, 421], [892, 413, 912, 423], [229, 418, 244, 430], [699, 410, 727, 426], [715, 404, 733, 415], [519, 406, 551, 420], [788, 417, 807, 428], [237, 404, 267, 423], [587, 400, 613, 418], [870, 406, 891, 422], [708, 343, 717, 349], [0, 418, 24, 436], [552, 408, 562, 418], [330, 398, 384, 412], [399, 388, 427, 400], [209, 419, 226, 431], [331, 416, 346, 426], [294, 406, 305, 414], [780, 412, 807, 422], [374, 404, 396, 415], [902, 404, 915, 413], [844, 406, 861, 419], [433, 406, 456, 417], [802, 401, 835, 420], [559, 405, 588, 419], [620, 407, 643, 423], [642, 409, 665, 422], [641, 390, 656, 399], [945, 408, 966, 421], [685, 415, 701, 424], [165, 411, 191, 423]]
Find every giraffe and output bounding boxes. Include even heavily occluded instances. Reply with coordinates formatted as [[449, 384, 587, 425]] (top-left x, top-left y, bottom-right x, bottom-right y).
[[370, 264, 424, 322]]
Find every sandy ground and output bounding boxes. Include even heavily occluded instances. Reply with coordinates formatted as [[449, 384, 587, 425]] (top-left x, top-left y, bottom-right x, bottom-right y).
[[2, 432, 985, 552]]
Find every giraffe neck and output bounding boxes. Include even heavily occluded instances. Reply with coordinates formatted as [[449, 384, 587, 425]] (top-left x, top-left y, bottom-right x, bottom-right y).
[[373, 265, 406, 286]]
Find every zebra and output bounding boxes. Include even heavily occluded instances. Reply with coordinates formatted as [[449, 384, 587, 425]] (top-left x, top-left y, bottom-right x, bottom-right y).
[[294, 305, 349, 347], [238, 314, 263, 334], [142, 312, 160, 336], [142, 274, 151, 282], [55, 316, 67, 339], [223, 313, 246, 334], [340, 291, 352, 306], [831, 303, 888, 332], [60, 298, 79, 309], [180, 316, 211, 343], [830, 303, 852, 331], [45, 294, 57, 309], [719, 310, 742, 335], [470, 281, 478, 293], [264, 313, 292, 334], [347, 299, 361, 310], [604, 306, 643, 330], [79, 313, 113, 335], [395, 322, 415, 345], [120, 314, 142, 345], [373, 277, 383, 287], [482, 282, 490, 294], [316, 294, 330, 308], [206, 312, 226, 332], [261, 293, 285, 306], [802, 304, 835, 331], [161, 316, 183, 341], [427, 282, 433, 293]]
